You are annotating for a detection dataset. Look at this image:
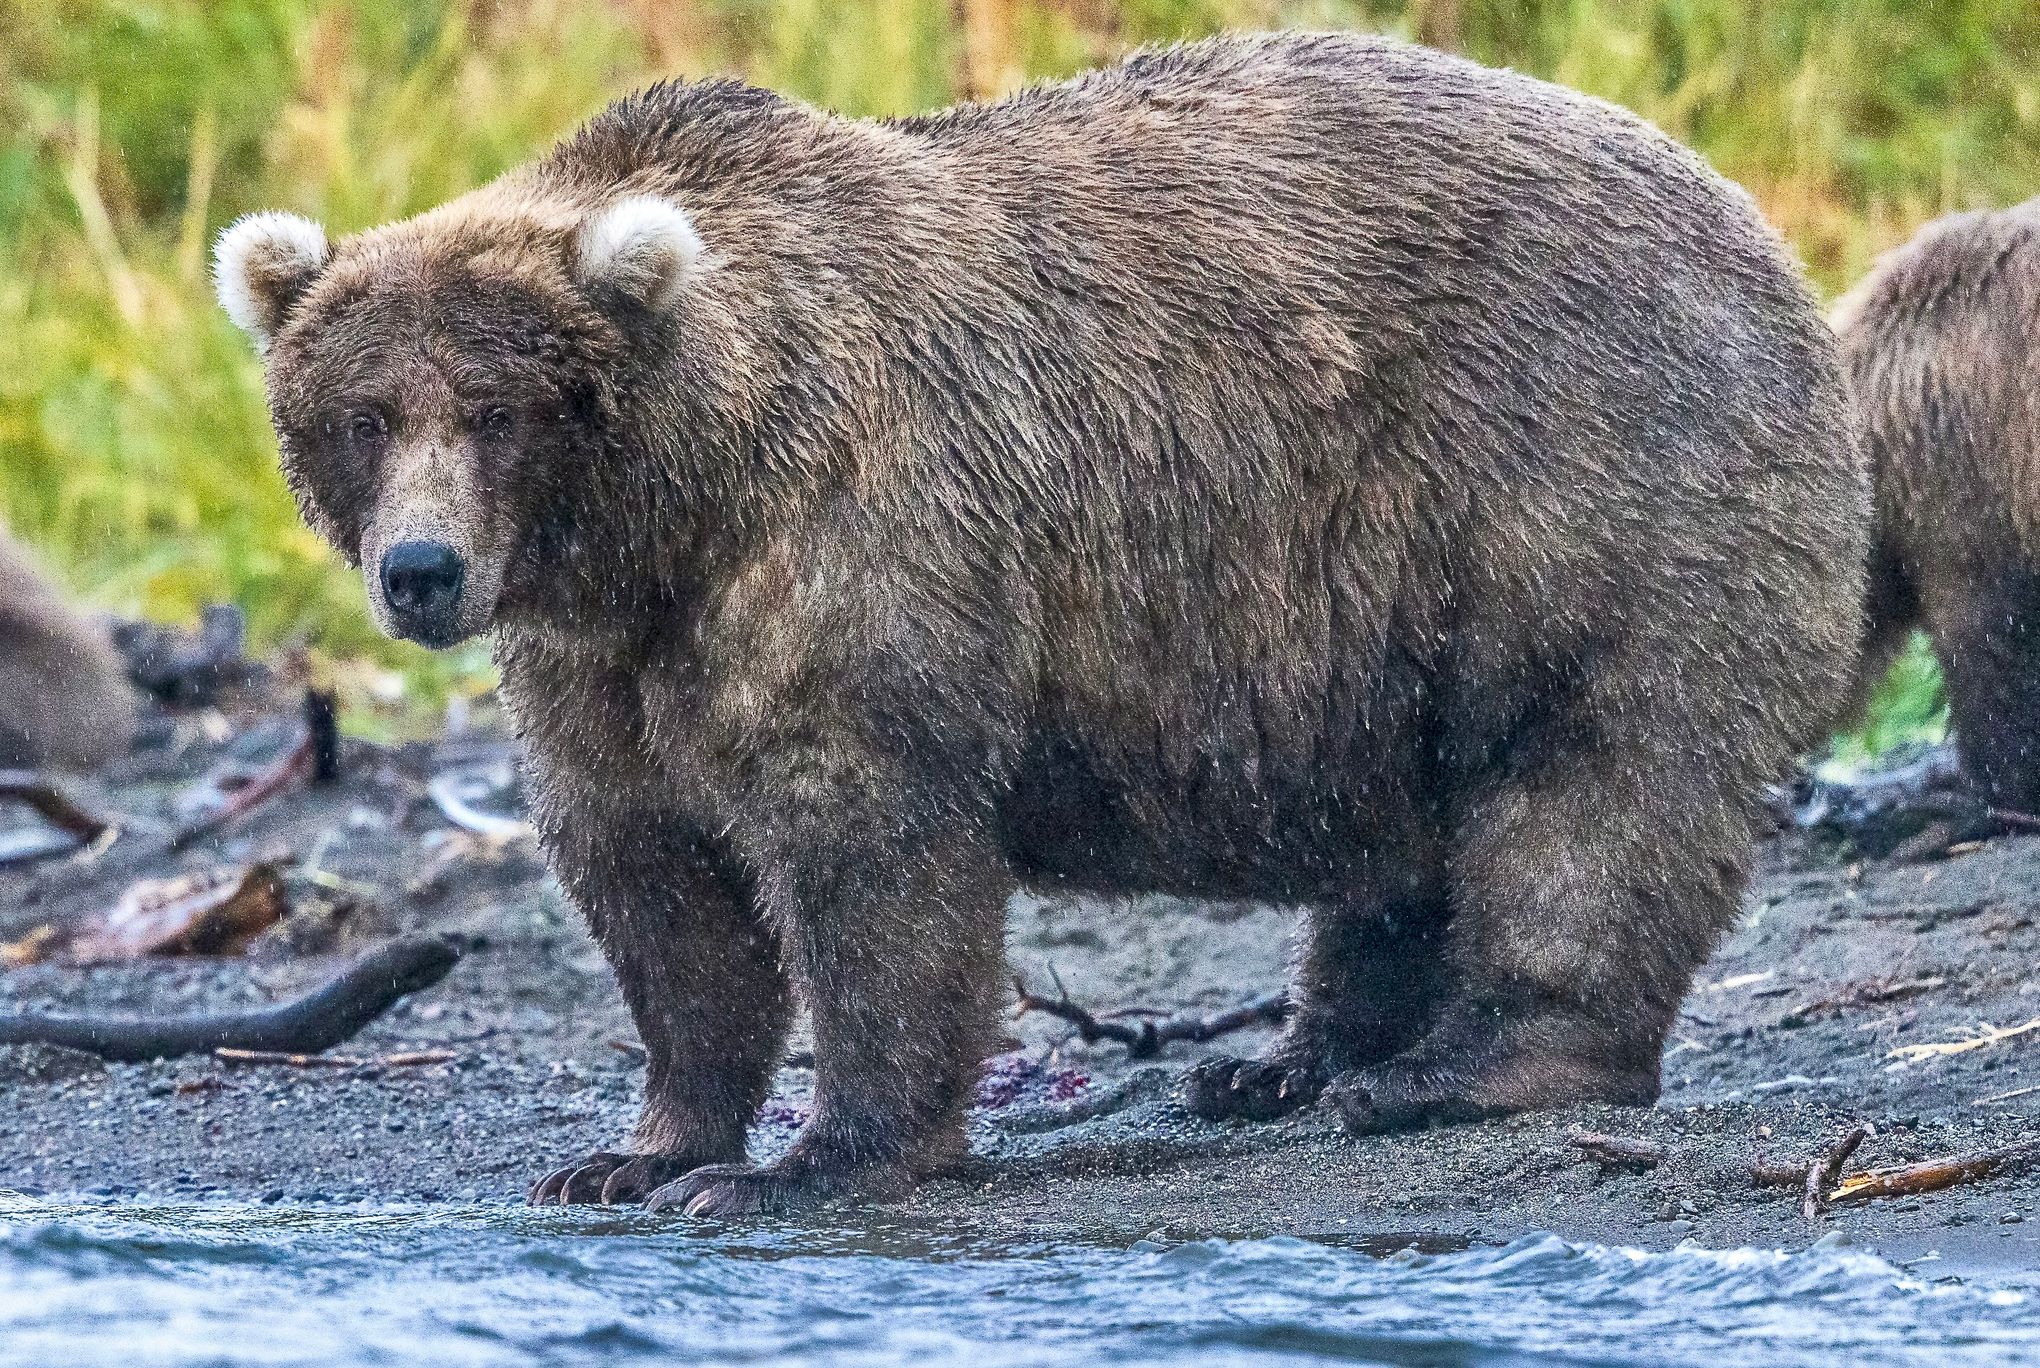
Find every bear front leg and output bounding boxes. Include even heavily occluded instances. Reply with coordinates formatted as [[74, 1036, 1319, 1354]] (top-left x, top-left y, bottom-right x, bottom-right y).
[[1326, 755, 1742, 1135], [644, 751, 1010, 1217], [529, 810, 791, 1205]]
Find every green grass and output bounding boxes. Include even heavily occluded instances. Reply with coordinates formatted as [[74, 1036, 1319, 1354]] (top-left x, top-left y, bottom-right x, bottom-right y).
[[5, 0, 2034, 739]]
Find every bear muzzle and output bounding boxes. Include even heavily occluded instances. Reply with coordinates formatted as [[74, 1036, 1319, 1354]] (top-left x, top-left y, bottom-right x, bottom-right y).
[[379, 540, 470, 647]]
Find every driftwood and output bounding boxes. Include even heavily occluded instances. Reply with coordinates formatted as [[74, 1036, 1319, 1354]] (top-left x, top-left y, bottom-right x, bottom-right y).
[[1751, 1157, 1810, 1189], [1830, 1138, 2040, 1204], [1750, 1128, 2035, 1209], [0, 770, 111, 843], [1568, 1128, 1664, 1171], [0, 934, 462, 1062], [1013, 971, 1291, 1059]]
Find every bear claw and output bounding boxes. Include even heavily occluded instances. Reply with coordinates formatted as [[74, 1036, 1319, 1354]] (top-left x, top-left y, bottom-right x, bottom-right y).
[[1182, 1055, 1325, 1123], [643, 1161, 879, 1218], [528, 1151, 712, 1206], [1324, 1068, 1495, 1136]]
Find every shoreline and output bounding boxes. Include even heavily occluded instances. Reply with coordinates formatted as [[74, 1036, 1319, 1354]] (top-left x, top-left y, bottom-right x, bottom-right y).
[[0, 698, 2034, 1265]]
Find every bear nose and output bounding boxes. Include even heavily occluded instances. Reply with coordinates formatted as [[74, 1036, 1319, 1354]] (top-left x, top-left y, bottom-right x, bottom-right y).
[[380, 541, 466, 620]]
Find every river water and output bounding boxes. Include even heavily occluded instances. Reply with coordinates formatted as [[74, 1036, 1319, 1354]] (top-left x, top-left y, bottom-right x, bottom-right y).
[[1, 1199, 2036, 1366]]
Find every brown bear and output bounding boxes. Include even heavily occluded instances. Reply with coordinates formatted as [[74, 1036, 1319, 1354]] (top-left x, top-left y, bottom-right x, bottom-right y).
[[1833, 197, 2040, 810], [0, 527, 135, 772], [215, 32, 1865, 1216]]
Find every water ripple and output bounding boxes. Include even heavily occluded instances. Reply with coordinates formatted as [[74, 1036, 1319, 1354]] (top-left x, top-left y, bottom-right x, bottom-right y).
[[0, 1199, 2031, 1367]]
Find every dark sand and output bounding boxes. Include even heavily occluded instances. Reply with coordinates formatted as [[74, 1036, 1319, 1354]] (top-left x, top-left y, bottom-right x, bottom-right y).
[[0, 695, 2034, 1269]]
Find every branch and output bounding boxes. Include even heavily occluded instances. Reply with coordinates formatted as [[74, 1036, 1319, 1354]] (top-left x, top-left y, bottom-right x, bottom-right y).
[[1013, 972, 1290, 1059], [0, 770, 111, 842], [169, 689, 338, 852], [1802, 1123, 1874, 1223], [1830, 1138, 2040, 1204], [0, 934, 463, 1062]]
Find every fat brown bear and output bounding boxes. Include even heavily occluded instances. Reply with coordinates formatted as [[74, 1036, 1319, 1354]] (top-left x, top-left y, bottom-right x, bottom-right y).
[[0, 527, 135, 772], [1833, 197, 2040, 808], [215, 32, 1865, 1215]]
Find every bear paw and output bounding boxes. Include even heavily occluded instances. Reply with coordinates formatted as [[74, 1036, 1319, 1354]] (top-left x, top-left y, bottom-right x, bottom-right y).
[[1324, 1067, 1498, 1136], [528, 1150, 711, 1206], [1182, 1055, 1325, 1123], [643, 1160, 910, 1218]]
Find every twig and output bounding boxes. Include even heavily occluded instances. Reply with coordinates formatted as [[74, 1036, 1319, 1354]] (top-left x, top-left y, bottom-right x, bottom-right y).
[[1830, 1139, 2040, 1203], [304, 688, 340, 783], [1012, 973, 1290, 1059], [1568, 1128, 1664, 1171], [1802, 1123, 1874, 1223], [214, 1046, 456, 1070], [0, 934, 463, 1061], [1888, 1016, 2040, 1065], [0, 770, 111, 842], [1989, 807, 2040, 832], [168, 689, 338, 852], [1972, 1084, 2040, 1107], [1782, 975, 1945, 1026]]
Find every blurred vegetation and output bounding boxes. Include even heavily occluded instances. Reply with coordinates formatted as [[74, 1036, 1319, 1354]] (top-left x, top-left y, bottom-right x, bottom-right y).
[[7, 0, 2024, 739]]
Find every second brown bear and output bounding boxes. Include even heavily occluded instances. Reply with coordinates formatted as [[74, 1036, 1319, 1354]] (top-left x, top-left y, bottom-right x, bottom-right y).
[[1837, 196, 2040, 810]]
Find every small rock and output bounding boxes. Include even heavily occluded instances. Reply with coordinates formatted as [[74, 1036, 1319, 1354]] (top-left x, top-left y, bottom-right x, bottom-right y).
[[1664, 1219, 1696, 1238], [0, 1043, 107, 1084]]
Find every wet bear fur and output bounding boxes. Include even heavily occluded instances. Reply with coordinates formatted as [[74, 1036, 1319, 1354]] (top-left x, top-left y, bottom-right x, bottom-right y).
[[215, 33, 1866, 1214]]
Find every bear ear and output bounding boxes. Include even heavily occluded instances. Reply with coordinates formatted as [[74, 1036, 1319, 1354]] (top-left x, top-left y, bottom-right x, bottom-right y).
[[213, 211, 330, 350], [572, 196, 704, 313]]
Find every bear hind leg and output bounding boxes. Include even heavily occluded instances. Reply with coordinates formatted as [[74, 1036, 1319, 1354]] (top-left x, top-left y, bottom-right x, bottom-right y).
[[1185, 850, 1451, 1124], [1933, 561, 2040, 815], [1327, 750, 1744, 1136]]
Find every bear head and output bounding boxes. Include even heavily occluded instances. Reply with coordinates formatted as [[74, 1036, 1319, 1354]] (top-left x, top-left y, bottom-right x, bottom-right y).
[[214, 193, 706, 648]]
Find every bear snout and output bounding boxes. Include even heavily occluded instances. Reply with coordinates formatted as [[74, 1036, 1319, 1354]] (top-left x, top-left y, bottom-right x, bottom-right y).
[[379, 540, 468, 645]]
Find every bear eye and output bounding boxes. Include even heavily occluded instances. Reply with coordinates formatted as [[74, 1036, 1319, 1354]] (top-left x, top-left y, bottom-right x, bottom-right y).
[[347, 410, 388, 443], [477, 406, 516, 438]]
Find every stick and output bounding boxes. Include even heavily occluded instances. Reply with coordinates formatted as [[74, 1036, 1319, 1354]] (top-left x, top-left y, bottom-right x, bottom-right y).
[[1751, 1158, 1808, 1189], [1830, 1139, 2040, 1204], [168, 689, 339, 852], [1568, 1129, 1664, 1171], [0, 934, 462, 1062], [1802, 1123, 1874, 1223], [1782, 975, 1944, 1025], [214, 1047, 457, 1070], [0, 770, 111, 842], [1989, 807, 2040, 833], [1013, 972, 1291, 1059]]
